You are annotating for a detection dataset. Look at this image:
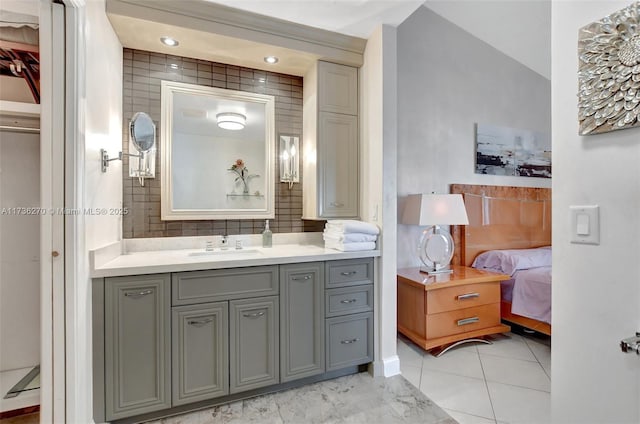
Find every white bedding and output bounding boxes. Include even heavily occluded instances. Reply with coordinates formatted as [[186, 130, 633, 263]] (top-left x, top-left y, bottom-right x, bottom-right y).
[[511, 266, 552, 324]]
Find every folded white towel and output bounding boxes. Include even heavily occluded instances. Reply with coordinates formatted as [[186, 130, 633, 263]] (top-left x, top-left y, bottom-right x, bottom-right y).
[[324, 241, 377, 252], [323, 230, 377, 243], [325, 220, 380, 235]]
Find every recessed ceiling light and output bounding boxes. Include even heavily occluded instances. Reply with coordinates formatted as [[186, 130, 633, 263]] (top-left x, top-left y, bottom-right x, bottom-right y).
[[160, 36, 179, 47], [264, 56, 279, 64]]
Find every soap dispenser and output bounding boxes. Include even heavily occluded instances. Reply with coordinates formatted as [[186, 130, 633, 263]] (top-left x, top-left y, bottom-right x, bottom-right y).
[[262, 220, 273, 248]]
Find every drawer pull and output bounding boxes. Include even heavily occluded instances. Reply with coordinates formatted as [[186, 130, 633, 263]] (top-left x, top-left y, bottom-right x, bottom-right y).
[[457, 317, 480, 326], [292, 275, 312, 281], [124, 289, 153, 298], [330, 202, 345, 207], [340, 338, 359, 344], [340, 271, 357, 276], [340, 299, 358, 304], [188, 318, 213, 326], [457, 293, 480, 300], [243, 311, 265, 318]]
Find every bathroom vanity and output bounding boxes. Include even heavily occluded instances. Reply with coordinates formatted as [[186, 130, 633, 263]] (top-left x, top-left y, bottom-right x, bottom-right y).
[[91, 239, 378, 423]]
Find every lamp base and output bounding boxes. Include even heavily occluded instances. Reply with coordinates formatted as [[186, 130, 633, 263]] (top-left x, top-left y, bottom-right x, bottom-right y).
[[419, 266, 453, 275]]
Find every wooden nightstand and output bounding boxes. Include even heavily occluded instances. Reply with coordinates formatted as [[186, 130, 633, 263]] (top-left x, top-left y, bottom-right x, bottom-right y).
[[397, 265, 511, 356]]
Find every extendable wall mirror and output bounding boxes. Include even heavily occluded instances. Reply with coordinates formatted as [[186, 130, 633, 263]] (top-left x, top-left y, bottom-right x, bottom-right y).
[[128, 112, 156, 185]]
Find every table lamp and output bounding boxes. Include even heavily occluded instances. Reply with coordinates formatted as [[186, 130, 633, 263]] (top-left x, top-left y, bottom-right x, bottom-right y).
[[401, 193, 469, 275]]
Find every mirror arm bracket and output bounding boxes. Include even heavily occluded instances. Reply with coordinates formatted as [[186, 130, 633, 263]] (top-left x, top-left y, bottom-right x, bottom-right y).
[[101, 149, 141, 173]]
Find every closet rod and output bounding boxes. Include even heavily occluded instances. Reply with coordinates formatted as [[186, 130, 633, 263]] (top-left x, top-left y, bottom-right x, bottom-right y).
[[0, 125, 40, 133]]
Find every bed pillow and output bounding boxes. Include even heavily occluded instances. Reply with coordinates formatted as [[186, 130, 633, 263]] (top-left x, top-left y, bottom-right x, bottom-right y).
[[471, 247, 552, 276]]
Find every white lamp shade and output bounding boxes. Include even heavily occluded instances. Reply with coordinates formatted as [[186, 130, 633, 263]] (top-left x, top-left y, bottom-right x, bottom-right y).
[[401, 193, 469, 226]]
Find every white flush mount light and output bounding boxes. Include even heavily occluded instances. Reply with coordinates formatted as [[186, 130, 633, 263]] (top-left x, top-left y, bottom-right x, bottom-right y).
[[264, 56, 279, 64], [160, 36, 179, 47], [216, 112, 246, 130]]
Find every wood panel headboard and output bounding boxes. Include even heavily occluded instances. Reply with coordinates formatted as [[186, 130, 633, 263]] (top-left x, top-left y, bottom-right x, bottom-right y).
[[450, 184, 551, 266]]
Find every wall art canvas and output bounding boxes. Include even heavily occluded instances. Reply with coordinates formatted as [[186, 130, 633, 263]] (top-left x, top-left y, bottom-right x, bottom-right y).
[[475, 123, 551, 178], [578, 2, 640, 135]]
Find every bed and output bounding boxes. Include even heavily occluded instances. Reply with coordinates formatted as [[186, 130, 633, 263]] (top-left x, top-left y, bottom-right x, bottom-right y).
[[450, 184, 552, 335]]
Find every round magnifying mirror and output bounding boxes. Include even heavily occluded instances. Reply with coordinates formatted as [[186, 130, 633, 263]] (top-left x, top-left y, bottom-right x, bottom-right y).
[[129, 112, 155, 153]]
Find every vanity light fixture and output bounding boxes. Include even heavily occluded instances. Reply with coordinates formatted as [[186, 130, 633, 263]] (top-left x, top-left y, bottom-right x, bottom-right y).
[[160, 36, 179, 47], [264, 56, 279, 64], [279, 135, 299, 189], [216, 112, 246, 130]]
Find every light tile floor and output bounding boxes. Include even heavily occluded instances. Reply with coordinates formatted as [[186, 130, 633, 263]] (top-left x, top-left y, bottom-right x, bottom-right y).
[[398, 331, 551, 424]]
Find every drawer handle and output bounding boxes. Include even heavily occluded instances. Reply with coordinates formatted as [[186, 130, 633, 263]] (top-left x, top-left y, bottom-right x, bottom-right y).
[[124, 289, 153, 298], [340, 299, 358, 304], [188, 318, 213, 326], [292, 275, 312, 281], [340, 271, 357, 276], [457, 293, 480, 300], [457, 317, 480, 326], [330, 202, 345, 207], [243, 311, 265, 318], [341, 338, 359, 344]]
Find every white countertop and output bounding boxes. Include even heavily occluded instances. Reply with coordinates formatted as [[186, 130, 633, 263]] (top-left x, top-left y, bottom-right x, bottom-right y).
[[90, 239, 380, 278]]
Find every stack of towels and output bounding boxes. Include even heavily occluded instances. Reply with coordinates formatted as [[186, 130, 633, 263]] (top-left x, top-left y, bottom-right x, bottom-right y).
[[323, 220, 379, 251]]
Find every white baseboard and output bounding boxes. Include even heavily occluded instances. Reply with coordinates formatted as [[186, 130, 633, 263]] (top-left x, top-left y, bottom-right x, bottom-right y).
[[370, 355, 400, 377]]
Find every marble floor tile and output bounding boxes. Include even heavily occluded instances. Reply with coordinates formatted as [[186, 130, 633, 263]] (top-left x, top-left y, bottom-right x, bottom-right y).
[[397, 337, 425, 368], [420, 368, 494, 420], [487, 381, 551, 424], [145, 373, 455, 424], [480, 355, 550, 392]]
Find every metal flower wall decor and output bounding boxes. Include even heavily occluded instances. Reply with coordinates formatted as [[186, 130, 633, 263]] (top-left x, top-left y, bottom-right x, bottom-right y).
[[578, 2, 640, 135]]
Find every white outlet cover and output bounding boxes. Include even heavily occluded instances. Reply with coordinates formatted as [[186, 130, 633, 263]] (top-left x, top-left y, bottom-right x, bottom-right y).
[[570, 205, 599, 245]]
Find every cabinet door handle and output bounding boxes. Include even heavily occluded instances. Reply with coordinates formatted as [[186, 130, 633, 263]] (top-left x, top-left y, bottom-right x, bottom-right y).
[[330, 202, 344, 207], [188, 318, 213, 326], [457, 293, 480, 300], [243, 311, 265, 318], [340, 271, 357, 276], [457, 317, 480, 326], [292, 275, 312, 281], [124, 289, 153, 298], [341, 338, 359, 344], [340, 299, 358, 304]]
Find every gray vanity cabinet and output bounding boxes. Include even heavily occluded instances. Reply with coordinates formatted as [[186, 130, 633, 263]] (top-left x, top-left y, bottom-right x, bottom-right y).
[[229, 296, 279, 393], [279, 263, 325, 383], [104, 274, 171, 421], [324, 258, 374, 371], [172, 302, 229, 406]]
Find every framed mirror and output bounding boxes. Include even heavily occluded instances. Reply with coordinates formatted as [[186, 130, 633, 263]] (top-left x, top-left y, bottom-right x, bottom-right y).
[[161, 81, 275, 220]]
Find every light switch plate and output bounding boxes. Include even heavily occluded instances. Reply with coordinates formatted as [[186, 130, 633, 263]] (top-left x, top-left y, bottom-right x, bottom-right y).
[[570, 205, 599, 245]]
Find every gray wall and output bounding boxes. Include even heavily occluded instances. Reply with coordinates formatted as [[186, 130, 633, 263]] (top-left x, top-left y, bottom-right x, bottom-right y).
[[396, 6, 551, 267]]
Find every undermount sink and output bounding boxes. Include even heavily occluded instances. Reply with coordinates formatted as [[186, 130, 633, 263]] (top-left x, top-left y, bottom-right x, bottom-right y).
[[188, 248, 262, 257]]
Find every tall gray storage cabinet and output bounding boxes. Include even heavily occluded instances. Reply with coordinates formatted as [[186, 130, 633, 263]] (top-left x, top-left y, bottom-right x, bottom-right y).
[[280, 263, 325, 382], [104, 274, 171, 421]]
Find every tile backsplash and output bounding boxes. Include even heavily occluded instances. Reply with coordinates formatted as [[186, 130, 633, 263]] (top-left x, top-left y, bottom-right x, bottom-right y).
[[122, 48, 325, 238]]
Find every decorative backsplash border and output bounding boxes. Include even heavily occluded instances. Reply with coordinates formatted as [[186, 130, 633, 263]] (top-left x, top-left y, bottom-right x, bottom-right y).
[[122, 48, 325, 237]]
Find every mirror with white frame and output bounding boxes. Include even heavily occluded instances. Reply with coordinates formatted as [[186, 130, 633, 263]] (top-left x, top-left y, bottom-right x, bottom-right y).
[[161, 81, 275, 220]]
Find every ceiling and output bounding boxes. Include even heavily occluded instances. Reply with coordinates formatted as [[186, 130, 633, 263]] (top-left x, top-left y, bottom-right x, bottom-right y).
[[204, 0, 551, 80]]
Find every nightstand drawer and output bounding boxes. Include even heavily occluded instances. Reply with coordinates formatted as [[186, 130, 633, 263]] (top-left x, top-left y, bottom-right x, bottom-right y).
[[427, 282, 500, 315], [325, 285, 373, 317], [426, 303, 500, 339], [326, 258, 373, 288]]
